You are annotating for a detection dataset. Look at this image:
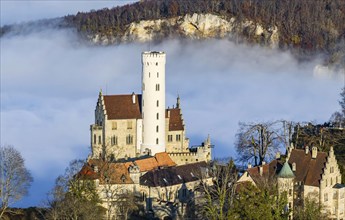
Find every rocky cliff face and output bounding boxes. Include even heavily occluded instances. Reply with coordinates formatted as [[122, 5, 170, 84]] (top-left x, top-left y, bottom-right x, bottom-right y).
[[87, 13, 279, 48]]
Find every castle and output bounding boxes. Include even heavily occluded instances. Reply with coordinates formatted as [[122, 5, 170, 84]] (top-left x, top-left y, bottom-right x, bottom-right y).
[[90, 51, 212, 165], [80, 51, 213, 219], [238, 145, 345, 219]]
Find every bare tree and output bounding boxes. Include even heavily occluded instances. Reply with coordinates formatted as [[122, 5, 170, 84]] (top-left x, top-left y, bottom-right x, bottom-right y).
[[46, 159, 105, 220], [235, 121, 283, 166], [196, 159, 238, 220], [0, 145, 33, 218]]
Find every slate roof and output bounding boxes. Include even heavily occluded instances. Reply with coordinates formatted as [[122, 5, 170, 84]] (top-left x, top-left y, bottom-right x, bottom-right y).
[[140, 161, 208, 187], [287, 149, 327, 187], [277, 161, 295, 178]]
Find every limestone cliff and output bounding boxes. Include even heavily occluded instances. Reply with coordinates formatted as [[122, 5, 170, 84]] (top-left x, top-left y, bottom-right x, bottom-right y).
[[87, 13, 279, 48]]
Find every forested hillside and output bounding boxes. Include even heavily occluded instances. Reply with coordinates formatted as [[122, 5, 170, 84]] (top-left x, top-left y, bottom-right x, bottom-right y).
[[1, 0, 345, 64], [62, 0, 345, 63]]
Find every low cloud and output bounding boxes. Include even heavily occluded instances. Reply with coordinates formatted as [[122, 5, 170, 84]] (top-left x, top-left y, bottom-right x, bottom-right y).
[[1, 28, 343, 206]]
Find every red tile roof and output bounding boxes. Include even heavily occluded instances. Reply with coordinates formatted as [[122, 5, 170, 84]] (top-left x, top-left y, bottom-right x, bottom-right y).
[[246, 149, 328, 188], [125, 152, 176, 172], [247, 160, 283, 185], [166, 108, 184, 131], [103, 94, 142, 120], [101, 94, 184, 131], [288, 149, 327, 187], [78, 160, 133, 184]]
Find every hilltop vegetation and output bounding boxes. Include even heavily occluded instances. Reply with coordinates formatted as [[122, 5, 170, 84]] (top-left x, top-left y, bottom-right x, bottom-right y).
[[1, 0, 344, 65], [62, 0, 345, 64]]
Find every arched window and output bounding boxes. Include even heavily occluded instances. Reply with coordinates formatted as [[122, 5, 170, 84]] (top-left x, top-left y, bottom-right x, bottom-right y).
[[156, 138, 159, 144], [157, 72, 159, 77], [156, 126, 159, 133], [156, 100, 159, 107], [149, 72, 151, 78], [98, 136, 101, 144], [93, 134, 96, 144], [156, 113, 159, 120], [156, 62, 158, 66]]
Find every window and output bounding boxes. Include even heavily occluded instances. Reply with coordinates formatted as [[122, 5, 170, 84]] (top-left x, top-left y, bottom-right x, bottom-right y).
[[98, 136, 101, 144], [156, 126, 159, 133], [93, 134, 96, 144], [289, 189, 292, 196], [149, 72, 150, 78], [155, 84, 160, 91], [182, 188, 187, 197], [156, 113, 159, 120], [176, 134, 181, 141], [156, 138, 159, 144], [127, 121, 132, 129], [157, 72, 159, 77], [112, 121, 117, 130], [333, 192, 337, 199], [324, 193, 328, 202], [156, 100, 159, 107], [126, 135, 133, 145], [330, 167, 334, 173], [111, 136, 118, 146], [156, 62, 158, 66], [168, 135, 173, 142]]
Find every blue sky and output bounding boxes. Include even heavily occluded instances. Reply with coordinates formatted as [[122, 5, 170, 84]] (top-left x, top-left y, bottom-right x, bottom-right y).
[[1, 0, 344, 208]]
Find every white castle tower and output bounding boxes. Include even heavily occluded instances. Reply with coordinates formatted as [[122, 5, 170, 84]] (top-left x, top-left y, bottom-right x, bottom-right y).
[[141, 51, 166, 155]]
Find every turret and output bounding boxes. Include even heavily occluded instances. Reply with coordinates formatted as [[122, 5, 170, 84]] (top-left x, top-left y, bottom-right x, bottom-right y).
[[141, 51, 166, 155]]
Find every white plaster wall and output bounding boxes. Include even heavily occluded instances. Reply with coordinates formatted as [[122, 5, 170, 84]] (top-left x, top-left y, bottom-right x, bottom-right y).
[[141, 51, 166, 155]]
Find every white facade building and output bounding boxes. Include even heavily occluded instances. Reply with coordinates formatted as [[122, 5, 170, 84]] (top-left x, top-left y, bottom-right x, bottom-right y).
[[141, 51, 166, 155], [89, 51, 212, 165]]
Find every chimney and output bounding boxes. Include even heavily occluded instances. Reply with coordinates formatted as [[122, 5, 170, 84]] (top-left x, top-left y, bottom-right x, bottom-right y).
[[259, 166, 263, 176], [292, 162, 296, 172], [305, 146, 309, 155], [312, 146, 317, 159], [276, 152, 281, 159], [132, 92, 136, 104], [248, 163, 252, 169]]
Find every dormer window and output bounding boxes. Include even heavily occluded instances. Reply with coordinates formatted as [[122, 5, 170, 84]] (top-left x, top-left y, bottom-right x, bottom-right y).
[[121, 174, 126, 183]]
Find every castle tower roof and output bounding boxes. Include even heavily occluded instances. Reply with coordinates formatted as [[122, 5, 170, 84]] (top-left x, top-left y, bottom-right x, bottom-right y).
[[277, 161, 295, 178]]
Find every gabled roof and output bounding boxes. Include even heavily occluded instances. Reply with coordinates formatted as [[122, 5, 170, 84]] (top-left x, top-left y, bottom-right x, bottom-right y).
[[288, 149, 327, 187], [140, 161, 208, 187], [124, 152, 176, 172], [78, 160, 134, 184], [100, 94, 185, 131], [166, 108, 184, 131], [103, 94, 142, 120]]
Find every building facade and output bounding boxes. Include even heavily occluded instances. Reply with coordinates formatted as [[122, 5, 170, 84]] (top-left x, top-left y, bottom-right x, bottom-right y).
[[90, 51, 212, 165], [237, 146, 345, 219]]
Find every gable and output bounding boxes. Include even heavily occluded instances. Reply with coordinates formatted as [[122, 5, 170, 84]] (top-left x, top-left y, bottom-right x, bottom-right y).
[[103, 94, 142, 120]]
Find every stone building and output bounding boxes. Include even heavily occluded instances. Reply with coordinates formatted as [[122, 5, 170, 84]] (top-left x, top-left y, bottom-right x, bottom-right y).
[[90, 51, 212, 165], [237, 146, 345, 219], [78, 153, 210, 219]]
